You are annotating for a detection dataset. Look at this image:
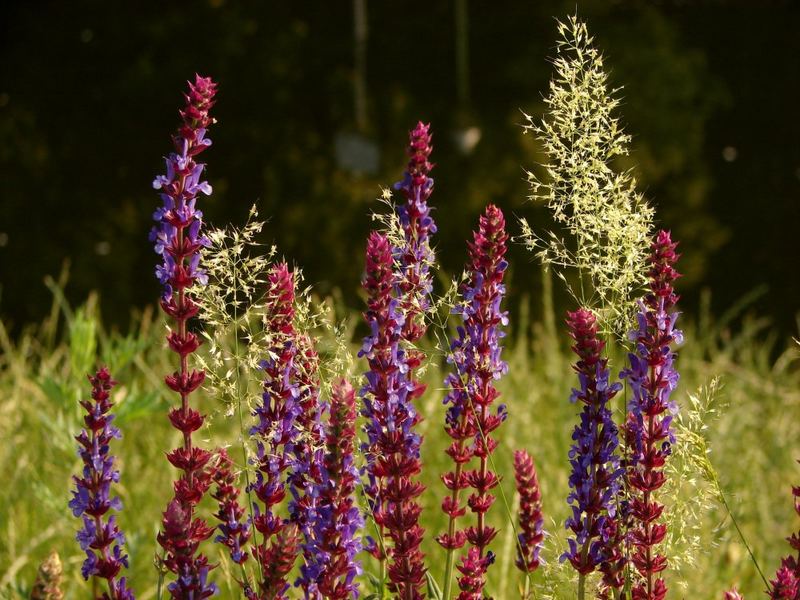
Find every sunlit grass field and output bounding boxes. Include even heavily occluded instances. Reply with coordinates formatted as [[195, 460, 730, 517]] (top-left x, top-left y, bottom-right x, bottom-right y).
[[1, 278, 798, 599]]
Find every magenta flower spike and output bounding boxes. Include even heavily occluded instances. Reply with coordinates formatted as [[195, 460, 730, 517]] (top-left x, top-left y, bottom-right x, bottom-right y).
[[394, 121, 437, 348], [622, 230, 683, 600], [209, 449, 251, 569], [316, 379, 363, 599], [560, 308, 623, 597], [359, 231, 426, 599], [69, 367, 135, 600], [768, 460, 799, 599], [455, 547, 495, 600], [248, 262, 303, 597], [724, 587, 744, 600], [438, 204, 509, 596], [513, 450, 544, 575], [151, 75, 218, 600]]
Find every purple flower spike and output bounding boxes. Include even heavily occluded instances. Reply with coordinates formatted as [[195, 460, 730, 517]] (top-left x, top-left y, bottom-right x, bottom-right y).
[[210, 449, 251, 569], [455, 548, 494, 600], [560, 308, 623, 578], [514, 450, 544, 574], [360, 231, 426, 598], [622, 230, 682, 600], [767, 460, 800, 599], [153, 75, 218, 599], [723, 587, 744, 600], [249, 263, 304, 595], [70, 367, 135, 600], [316, 379, 363, 599], [438, 205, 509, 569], [394, 121, 437, 347]]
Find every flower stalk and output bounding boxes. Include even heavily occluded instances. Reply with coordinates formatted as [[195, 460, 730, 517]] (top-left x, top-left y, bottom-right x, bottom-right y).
[[69, 367, 135, 600], [438, 204, 509, 598], [151, 74, 218, 599], [622, 230, 683, 600]]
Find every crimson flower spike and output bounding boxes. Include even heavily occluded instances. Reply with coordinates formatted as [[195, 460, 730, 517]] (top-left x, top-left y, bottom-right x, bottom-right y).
[[359, 231, 427, 599], [438, 204, 509, 599], [767, 459, 799, 599], [621, 230, 683, 600], [151, 75, 218, 599], [513, 450, 544, 576]]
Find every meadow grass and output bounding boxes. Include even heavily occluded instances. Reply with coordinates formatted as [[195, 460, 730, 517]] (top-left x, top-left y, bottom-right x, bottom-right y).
[[0, 278, 797, 599]]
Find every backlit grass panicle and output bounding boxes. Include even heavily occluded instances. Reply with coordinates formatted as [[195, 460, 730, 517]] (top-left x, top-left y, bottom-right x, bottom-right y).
[[520, 16, 654, 339], [192, 205, 275, 417]]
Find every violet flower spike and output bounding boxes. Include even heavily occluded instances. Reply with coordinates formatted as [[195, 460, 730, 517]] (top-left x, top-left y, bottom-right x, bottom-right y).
[[621, 230, 683, 600], [394, 121, 437, 346], [359, 231, 426, 598], [513, 450, 544, 576], [560, 308, 623, 598], [315, 379, 363, 599], [152, 75, 218, 599], [69, 367, 135, 600], [248, 263, 302, 597], [767, 459, 799, 599], [210, 449, 251, 569], [438, 204, 509, 599]]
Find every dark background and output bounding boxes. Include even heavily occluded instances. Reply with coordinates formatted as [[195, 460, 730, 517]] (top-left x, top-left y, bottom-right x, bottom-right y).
[[1, 0, 798, 337]]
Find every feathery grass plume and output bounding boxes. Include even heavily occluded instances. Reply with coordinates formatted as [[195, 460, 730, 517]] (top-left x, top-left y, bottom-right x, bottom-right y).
[[359, 231, 426, 599], [69, 368, 135, 600], [621, 230, 682, 600], [661, 377, 721, 584], [151, 74, 218, 599], [560, 308, 623, 600], [437, 204, 509, 598], [30, 551, 64, 600], [519, 16, 654, 339], [514, 450, 544, 575], [673, 377, 770, 592], [316, 379, 363, 599], [192, 205, 274, 417], [767, 460, 800, 599]]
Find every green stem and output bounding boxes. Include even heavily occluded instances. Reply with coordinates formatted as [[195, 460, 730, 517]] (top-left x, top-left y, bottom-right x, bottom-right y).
[[718, 490, 769, 589], [443, 548, 456, 600], [577, 573, 585, 600]]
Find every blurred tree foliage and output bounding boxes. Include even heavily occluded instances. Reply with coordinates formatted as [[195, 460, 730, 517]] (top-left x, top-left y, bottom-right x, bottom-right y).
[[1, 0, 798, 335]]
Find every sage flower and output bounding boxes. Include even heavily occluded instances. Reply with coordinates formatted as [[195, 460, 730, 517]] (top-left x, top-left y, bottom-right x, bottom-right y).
[[151, 75, 218, 597], [513, 449, 544, 574], [360, 231, 426, 598], [316, 379, 363, 599], [622, 230, 682, 600], [560, 308, 623, 581], [438, 204, 508, 595], [69, 367, 134, 600]]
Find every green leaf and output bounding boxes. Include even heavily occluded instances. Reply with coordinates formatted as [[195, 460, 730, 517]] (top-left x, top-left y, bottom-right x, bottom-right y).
[[426, 572, 444, 600]]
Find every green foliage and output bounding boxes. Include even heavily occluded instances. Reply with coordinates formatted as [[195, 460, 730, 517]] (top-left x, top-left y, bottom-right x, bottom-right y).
[[520, 16, 654, 339]]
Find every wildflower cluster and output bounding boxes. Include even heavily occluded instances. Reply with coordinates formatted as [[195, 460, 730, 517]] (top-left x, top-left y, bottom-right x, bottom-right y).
[[151, 74, 218, 599], [622, 230, 682, 600], [69, 368, 134, 600]]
